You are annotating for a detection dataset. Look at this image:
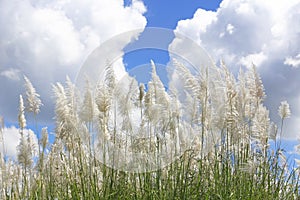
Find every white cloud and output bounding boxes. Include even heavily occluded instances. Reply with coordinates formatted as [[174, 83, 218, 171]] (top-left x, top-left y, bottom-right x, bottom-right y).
[[131, 0, 147, 14], [175, 9, 217, 44], [172, 0, 300, 138], [0, 0, 147, 122], [226, 24, 235, 35], [239, 52, 267, 68], [0, 126, 38, 158], [219, 23, 235, 38], [284, 54, 300, 68], [234, 2, 255, 15], [0, 68, 21, 81]]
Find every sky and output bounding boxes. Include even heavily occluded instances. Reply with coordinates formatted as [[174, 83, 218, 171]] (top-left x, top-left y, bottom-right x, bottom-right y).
[[0, 0, 300, 157]]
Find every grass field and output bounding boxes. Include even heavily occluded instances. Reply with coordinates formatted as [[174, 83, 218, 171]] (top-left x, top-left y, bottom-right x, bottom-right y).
[[0, 60, 299, 199]]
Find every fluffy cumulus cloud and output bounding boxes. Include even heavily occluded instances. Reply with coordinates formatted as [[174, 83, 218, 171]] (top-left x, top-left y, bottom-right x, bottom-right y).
[[173, 0, 300, 138], [0, 0, 147, 123], [0, 68, 21, 81], [284, 54, 300, 68]]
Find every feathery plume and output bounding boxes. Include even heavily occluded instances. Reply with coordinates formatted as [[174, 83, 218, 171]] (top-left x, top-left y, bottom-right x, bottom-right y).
[[18, 95, 26, 130], [150, 60, 169, 107], [41, 127, 48, 149], [65, 76, 78, 117], [247, 64, 266, 104], [105, 64, 116, 94], [24, 76, 42, 115], [80, 79, 94, 123], [53, 82, 76, 148], [17, 132, 34, 168], [95, 84, 111, 114], [278, 101, 291, 119], [252, 104, 270, 150]]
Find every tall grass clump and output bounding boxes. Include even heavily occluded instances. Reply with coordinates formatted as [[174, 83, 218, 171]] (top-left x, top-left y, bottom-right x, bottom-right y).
[[0, 60, 299, 199]]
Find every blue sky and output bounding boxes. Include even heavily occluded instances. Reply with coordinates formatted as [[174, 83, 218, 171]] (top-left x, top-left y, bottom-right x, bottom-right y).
[[140, 0, 222, 28], [0, 0, 299, 158], [123, 0, 222, 84]]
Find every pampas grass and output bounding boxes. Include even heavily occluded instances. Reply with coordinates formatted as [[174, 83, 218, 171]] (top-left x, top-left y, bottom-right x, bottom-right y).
[[0, 61, 299, 199]]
